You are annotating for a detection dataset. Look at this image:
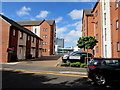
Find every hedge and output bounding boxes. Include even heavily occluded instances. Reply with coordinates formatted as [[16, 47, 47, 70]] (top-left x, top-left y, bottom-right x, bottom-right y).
[[60, 62, 88, 68]]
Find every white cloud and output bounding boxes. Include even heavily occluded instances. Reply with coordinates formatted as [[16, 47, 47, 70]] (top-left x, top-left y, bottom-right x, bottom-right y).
[[55, 17, 63, 23], [56, 27, 67, 35], [68, 9, 83, 20], [16, 6, 31, 16], [36, 10, 49, 18]]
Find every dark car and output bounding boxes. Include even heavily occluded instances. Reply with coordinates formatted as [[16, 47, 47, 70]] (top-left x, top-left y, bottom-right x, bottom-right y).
[[87, 58, 120, 86], [62, 51, 93, 63]]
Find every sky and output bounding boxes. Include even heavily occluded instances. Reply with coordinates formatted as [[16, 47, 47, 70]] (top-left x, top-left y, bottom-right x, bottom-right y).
[[1, 1, 96, 48]]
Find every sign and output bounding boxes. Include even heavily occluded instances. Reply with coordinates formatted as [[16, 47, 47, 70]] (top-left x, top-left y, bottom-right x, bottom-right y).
[[7, 48, 14, 53]]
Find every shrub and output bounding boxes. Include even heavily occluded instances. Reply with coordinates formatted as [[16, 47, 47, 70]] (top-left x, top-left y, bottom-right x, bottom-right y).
[[80, 63, 87, 68], [61, 63, 70, 66], [70, 63, 76, 67], [83, 65, 88, 68]]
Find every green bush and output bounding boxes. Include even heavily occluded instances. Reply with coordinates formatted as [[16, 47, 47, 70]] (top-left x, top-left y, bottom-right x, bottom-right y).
[[61, 63, 70, 66], [61, 62, 88, 68], [80, 63, 87, 68], [70, 62, 81, 67], [83, 65, 88, 68]]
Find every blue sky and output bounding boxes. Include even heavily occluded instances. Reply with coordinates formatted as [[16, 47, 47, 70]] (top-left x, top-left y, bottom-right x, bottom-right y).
[[1, 1, 96, 48]]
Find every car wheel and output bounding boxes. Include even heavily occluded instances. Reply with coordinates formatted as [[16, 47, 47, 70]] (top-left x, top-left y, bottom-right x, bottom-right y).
[[94, 74, 106, 86]]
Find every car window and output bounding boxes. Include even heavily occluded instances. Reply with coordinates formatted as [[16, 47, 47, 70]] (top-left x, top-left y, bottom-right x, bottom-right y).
[[102, 60, 119, 66], [71, 53, 80, 56]]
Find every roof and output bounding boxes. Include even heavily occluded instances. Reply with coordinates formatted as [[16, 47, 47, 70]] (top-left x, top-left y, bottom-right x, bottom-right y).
[[84, 9, 93, 16], [0, 14, 43, 40], [16, 20, 55, 26], [91, 0, 100, 13]]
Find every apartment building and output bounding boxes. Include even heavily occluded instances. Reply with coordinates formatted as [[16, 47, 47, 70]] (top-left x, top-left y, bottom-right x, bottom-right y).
[[17, 20, 56, 56], [82, 0, 120, 58], [0, 14, 43, 63], [82, 9, 94, 54], [110, 0, 120, 58]]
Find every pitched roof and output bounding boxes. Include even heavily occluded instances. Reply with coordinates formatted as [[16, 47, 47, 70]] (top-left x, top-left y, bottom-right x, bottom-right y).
[[0, 14, 42, 40], [84, 9, 93, 16], [16, 20, 55, 26]]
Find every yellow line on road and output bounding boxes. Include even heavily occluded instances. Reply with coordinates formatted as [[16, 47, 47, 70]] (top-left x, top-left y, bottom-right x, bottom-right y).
[[1, 69, 87, 78]]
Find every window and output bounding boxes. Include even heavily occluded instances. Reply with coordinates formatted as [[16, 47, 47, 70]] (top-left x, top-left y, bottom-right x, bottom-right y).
[[116, 0, 119, 8], [105, 45, 107, 57], [43, 28, 48, 32], [95, 10, 98, 17], [117, 42, 120, 52], [95, 22, 98, 28], [28, 36, 30, 40], [13, 30, 16, 36], [104, 0, 106, 10], [20, 31, 23, 39], [105, 28, 107, 41], [32, 37, 34, 42], [116, 20, 119, 30], [43, 35, 48, 38], [45, 42, 48, 45], [35, 28, 37, 34], [104, 13, 106, 25], [96, 34, 98, 40], [96, 46, 99, 53], [43, 49, 47, 52]]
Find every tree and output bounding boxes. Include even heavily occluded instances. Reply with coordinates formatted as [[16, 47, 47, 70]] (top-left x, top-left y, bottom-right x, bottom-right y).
[[77, 36, 98, 64]]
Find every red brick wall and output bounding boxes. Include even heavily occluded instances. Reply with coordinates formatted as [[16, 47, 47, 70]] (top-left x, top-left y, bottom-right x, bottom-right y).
[[92, 2, 102, 57], [40, 21, 51, 56], [8, 27, 18, 62], [82, 12, 94, 55], [110, 2, 120, 58], [118, 1, 120, 57], [0, 18, 10, 63], [36, 38, 39, 58], [26, 35, 31, 59]]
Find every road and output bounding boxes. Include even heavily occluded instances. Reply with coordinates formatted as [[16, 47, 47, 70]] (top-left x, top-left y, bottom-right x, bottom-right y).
[[1, 54, 120, 89]]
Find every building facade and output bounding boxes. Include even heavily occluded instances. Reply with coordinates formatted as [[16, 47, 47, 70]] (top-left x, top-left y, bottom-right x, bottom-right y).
[[82, 0, 120, 58], [17, 20, 56, 56], [55, 38, 64, 53], [0, 14, 43, 63]]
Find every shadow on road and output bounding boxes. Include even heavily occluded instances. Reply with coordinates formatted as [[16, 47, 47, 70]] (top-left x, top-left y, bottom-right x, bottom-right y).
[[19, 54, 63, 62], [2, 70, 120, 90]]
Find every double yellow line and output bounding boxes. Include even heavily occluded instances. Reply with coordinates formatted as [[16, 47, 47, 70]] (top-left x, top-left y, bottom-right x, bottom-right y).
[[1, 69, 87, 77]]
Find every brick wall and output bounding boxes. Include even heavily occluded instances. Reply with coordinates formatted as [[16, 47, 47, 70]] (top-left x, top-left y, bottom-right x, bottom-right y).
[[0, 18, 10, 63]]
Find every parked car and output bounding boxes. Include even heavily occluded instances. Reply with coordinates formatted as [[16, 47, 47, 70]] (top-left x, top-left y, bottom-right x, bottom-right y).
[[62, 51, 93, 63], [87, 58, 120, 86]]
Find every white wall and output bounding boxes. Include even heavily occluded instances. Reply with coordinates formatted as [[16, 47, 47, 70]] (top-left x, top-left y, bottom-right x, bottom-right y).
[[101, 0, 112, 58], [32, 26, 40, 37]]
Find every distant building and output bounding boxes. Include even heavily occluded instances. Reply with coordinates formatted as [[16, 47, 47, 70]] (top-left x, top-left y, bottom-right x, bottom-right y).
[[72, 46, 82, 52], [17, 20, 56, 56], [55, 38, 64, 53]]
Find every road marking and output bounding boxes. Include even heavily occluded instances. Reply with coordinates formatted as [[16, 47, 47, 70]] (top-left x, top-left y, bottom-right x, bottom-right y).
[[59, 71, 87, 75], [1, 68, 87, 78]]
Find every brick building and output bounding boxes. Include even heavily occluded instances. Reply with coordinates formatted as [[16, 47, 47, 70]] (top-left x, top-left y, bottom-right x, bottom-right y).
[[82, 9, 94, 54], [17, 20, 56, 56], [82, 0, 120, 58], [0, 14, 43, 63]]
